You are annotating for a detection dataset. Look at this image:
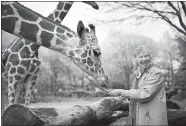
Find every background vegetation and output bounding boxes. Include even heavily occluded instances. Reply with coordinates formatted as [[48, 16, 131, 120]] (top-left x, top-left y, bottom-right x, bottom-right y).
[[2, 2, 186, 107]]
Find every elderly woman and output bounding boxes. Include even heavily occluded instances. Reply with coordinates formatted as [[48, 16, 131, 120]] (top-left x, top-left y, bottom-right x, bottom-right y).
[[109, 46, 168, 125]]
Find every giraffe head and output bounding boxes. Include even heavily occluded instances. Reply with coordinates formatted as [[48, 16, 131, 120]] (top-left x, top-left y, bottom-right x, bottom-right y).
[[68, 21, 108, 86], [82, 1, 99, 10]]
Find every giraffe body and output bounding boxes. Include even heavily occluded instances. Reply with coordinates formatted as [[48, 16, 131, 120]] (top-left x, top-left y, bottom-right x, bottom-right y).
[[2, 1, 107, 106], [2, 38, 40, 105]]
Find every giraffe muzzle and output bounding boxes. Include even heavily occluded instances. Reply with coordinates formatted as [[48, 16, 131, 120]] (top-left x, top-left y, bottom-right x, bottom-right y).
[[96, 74, 108, 87]]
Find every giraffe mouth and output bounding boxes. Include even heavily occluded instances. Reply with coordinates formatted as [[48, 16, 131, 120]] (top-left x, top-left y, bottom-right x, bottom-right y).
[[72, 59, 108, 87]]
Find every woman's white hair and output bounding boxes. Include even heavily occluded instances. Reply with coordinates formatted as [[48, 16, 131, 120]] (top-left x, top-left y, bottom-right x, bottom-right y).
[[133, 46, 152, 58]]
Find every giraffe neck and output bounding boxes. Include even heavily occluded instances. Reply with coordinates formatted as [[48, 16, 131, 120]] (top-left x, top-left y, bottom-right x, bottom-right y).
[[2, 2, 78, 57], [3, 2, 75, 58], [48, 2, 73, 23]]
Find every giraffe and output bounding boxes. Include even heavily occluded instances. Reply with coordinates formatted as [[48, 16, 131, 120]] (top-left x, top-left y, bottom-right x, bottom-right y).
[[1, 1, 100, 106], [2, 1, 108, 106], [47, 1, 99, 23]]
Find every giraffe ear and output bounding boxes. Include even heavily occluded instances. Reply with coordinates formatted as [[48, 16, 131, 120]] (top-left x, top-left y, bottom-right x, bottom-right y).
[[88, 24, 95, 33], [77, 20, 85, 39]]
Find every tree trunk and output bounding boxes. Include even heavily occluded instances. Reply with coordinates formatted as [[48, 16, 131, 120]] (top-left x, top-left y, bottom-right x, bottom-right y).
[[2, 97, 186, 126]]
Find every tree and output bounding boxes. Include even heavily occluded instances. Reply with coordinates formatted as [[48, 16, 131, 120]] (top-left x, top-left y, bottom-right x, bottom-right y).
[[98, 2, 186, 36], [103, 29, 158, 89]]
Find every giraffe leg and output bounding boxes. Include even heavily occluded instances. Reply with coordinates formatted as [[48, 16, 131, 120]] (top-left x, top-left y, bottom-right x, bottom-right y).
[[8, 78, 20, 105], [25, 74, 39, 106], [7, 73, 25, 106], [14, 83, 22, 104]]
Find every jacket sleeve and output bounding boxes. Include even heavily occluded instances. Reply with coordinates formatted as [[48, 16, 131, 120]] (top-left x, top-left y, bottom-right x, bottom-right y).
[[121, 71, 164, 103]]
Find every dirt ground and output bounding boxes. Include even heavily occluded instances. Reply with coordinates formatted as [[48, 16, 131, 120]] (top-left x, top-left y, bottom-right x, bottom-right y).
[[30, 97, 103, 108], [2, 96, 104, 111]]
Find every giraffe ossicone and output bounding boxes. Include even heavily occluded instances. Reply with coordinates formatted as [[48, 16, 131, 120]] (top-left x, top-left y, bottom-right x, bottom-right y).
[[2, 1, 108, 105]]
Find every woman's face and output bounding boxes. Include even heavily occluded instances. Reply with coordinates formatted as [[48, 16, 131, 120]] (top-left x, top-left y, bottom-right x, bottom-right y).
[[136, 51, 151, 68]]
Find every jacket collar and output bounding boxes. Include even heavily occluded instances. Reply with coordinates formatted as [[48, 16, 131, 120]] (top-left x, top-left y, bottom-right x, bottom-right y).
[[136, 64, 153, 79]]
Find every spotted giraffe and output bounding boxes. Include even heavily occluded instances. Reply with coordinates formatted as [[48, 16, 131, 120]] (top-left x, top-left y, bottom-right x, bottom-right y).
[[2, 1, 99, 82], [2, 2, 108, 106], [1, 1, 99, 106]]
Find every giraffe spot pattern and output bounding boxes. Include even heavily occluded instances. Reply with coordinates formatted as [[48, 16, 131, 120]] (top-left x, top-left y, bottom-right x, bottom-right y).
[[54, 11, 59, 18], [9, 54, 19, 66], [82, 59, 86, 64], [101, 68, 104, 73], [48, 13, 54, 20], [13, 82, 18, 90], [2, 4, 14, 16], [90, 68, 95, 73], [10, 67, 16, 74], [41, 31, 53, 47], [31, 82, 36, 87], [59, 12, 67, 21], [24, 40, 32, 45], [57, 27, 65, 34], [57, 34, 68, 41], [64, 3, 72, 10], [66, 33, 73, 38], [9, 76, 14, 83], [30, 43, 40, 51], [17, 67, 25, 75], [33, 59, 41, 66], [31, 75, 38, 81], [14, 3, 39, 21], [30, 86, 33, 90], [9, 92, 15, 98], [11, 40, 24, 52], [10, 99, 14, 103], [20, 47, 30, 58], [7, 63, 11, 72], [20, 22, 39, 43], [87, 57, 93, 66], [14, 75, 22, 81], [2, 17, 18, 34], [30, 64, 36, 73], [57, 2, 64, 10], [8, 86, 13, 91], [81, 50, 87, 58], [69, 51, 75, 57], [89, 50, 91, 56], [56, 39, 66, 46], [39, 20, 55, 31], [20, 60, 31, 70], [34, 67, 40, 74]]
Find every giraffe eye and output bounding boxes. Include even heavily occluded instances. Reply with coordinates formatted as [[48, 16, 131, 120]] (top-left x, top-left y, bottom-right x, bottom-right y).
[[93, 49, 101, 57]]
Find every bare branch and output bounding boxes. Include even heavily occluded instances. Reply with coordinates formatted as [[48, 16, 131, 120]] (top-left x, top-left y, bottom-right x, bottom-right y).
[[129, 2, 186, 35], [101, 2, 186, 36], [168, 2, 179, 13], [177, 2, 181, 13], [157, 11, 186, 36], [180, 2, 186, 16], [175, 36, 186, 47], [168, 2, 186, 31]]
